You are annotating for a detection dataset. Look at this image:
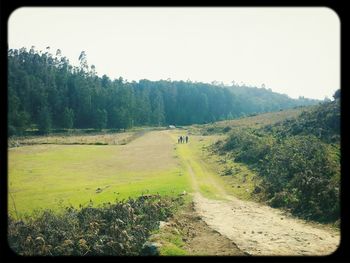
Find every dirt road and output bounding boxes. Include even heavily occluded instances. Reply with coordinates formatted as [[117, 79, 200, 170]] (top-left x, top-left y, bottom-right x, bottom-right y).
[[194, 193, 339, 256], [172, 131, 340, 256]]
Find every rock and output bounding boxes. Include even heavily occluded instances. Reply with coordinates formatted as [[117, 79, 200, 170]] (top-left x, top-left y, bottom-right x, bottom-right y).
[[253, 186, 262, 194], [141, 241, 161, 256]]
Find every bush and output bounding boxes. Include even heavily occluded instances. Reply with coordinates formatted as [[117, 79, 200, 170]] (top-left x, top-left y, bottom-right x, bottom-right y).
[[8, 195, 183, 256], [222, 129, 275, 164], [216, 100, 340, 223], [265, 100, 340, 144], [222, 126, 231, 133], [259, 135, 339, 222]]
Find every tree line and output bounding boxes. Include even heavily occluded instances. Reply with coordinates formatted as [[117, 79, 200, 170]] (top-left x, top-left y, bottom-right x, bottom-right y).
[[8, 47, 320, 135]]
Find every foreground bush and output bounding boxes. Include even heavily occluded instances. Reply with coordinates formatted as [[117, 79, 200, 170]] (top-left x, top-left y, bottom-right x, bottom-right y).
[[8, 195, 184, 256]]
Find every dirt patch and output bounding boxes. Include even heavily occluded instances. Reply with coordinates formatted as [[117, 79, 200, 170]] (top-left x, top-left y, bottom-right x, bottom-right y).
[[181, 202, 245, 255], [116, 130, 178, 172], [152, 201, 245, 256], [9, 132, 136, 147]]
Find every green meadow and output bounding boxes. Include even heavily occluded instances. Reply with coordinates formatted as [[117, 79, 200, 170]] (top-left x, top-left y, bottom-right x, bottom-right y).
[[8, 128, 259, 218], [8, 131, 192, 217]]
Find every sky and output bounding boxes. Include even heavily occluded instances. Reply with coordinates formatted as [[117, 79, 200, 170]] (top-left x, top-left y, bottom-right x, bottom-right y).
[[8, 7, 340, 100]]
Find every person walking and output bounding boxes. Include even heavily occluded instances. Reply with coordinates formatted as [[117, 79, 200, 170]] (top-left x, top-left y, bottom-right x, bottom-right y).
[[185, 135, 189, 143]]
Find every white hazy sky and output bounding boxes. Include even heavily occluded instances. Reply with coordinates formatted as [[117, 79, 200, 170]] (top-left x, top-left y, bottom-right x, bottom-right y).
[[8, 7, 340, 100]]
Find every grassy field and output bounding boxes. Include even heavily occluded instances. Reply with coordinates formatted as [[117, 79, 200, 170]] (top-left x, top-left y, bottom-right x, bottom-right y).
[[169, 131, 258, 200], [9, 131, 139, 148], [8, 126, 260, 218], [8, 131, 192, 217]]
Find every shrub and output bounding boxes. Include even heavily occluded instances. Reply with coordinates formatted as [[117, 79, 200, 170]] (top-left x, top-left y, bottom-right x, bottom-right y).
[[222, 129, 275, 164], [8, 195, 183, 256], [259, 135, 339, 222]]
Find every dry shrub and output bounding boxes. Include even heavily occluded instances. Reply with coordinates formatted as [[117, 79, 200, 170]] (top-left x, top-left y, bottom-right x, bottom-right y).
[[8, 195, 184, 256]]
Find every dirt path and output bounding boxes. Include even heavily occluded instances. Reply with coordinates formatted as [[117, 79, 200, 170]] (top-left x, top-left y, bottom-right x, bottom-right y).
[[194, 193, 339, 256], [158, 201, 245, 255], [173, 131, 340, 256]]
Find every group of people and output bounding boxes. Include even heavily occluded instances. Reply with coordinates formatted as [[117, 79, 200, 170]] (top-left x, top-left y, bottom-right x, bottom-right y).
[[178, 135, 189, 144]]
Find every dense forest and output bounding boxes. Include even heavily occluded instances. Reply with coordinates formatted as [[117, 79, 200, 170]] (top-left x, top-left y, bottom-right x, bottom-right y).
[[215, 95, 340, 223], [8, 47, 320, 135]]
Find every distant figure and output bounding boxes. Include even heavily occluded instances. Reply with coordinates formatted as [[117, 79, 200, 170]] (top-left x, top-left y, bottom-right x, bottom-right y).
[[179, 136, 183, 144], [185, 135, 189, 143], [178, 137, 180, 144]]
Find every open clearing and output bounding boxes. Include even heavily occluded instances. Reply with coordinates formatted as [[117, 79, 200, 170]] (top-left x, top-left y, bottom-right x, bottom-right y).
[[8, 130, 191, 216], [8, 129, 340, 255]]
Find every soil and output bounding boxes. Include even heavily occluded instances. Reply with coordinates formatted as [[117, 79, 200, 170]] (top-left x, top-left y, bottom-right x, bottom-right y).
[[194, 193, 340, 256], [159, 201, 245, 256]]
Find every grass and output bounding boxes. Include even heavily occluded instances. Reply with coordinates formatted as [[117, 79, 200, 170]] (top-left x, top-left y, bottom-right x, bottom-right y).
[[171, 132, 231, 200], [195, 106, 313, 135], [8, 126, 260, 219], [172, 130, 260, 202], [159, 244, 187, 256], [149, 224, 187, 256], [216, 158, 260, 201], [148, 195, 191, 256], [8, 131, 191, 217]]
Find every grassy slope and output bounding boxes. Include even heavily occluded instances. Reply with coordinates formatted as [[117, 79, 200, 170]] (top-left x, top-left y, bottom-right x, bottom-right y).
[[192, 106, 313, 135], [187, 106, 319, 201]]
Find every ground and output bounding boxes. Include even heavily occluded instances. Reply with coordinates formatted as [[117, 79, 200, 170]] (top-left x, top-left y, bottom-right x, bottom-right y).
[[8, 130, 190, 215], [8, 128, 340, 255], [150, 200, 244, 256]]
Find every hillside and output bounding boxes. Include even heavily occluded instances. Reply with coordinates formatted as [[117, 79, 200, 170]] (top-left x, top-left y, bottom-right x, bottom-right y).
[[8, 47, 320, 136], [227, 85, 319, 115], [214, 97, 340, 223], [196, 106, 314, 135]]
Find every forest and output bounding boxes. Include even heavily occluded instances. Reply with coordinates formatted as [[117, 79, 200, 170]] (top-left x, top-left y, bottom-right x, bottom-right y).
[[8, 47, 320, 135]]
